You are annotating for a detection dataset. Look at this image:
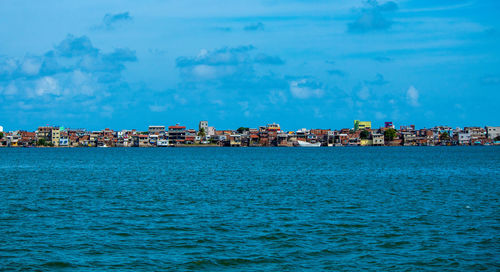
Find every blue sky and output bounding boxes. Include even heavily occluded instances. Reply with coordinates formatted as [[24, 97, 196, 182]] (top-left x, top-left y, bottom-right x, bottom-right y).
[[0, 0, 499, 131]]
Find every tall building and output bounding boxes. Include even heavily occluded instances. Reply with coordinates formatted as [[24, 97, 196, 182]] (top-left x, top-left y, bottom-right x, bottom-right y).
[[36, 126, 53, 142], [148, 126, 166, 135], [168, 124, 186, 145], [51, 128, 61, 147], [354, 120, 371, 131], [486, 126, 500, 139], [199, 121, 208, 132]]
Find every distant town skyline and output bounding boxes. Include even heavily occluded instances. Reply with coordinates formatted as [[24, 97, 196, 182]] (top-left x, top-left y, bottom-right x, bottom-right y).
[[1, 0, 499, 130]]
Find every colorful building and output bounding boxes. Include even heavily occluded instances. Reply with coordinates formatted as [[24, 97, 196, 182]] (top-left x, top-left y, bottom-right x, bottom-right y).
[[354, 120, 371, 131]]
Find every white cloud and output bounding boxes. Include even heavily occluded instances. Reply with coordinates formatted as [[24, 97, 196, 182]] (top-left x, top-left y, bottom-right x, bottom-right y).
[[406, 85, 419, 107], [192, 64, 217, 79], [289, 79, 324, 99], [35, 77, 59, 96]]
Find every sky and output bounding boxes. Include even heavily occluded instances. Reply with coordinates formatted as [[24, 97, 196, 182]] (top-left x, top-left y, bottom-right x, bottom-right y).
[[0, 0, 499, 131]]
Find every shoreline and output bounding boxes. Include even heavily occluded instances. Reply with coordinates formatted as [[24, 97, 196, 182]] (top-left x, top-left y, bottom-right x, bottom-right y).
[[1, 145, 498, 148]]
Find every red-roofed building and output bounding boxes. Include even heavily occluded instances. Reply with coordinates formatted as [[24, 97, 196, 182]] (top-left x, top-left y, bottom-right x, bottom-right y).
[[168, 124, 186, 145]]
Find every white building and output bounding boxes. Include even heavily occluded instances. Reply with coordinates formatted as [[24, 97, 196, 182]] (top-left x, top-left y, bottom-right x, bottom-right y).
[[148, 126, 166, 135], [458, 132, 471, 145], [0, 126, 3, 132], [206, 126, 216, 136], [199, 121, 208, 132], [486, 126, 500, 140]]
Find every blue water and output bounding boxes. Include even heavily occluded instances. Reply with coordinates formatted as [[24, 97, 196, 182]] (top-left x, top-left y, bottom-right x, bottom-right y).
[[0, 147, 499, 271]]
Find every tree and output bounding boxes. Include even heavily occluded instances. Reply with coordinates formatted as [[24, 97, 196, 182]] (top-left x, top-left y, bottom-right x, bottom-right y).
[[494, 136, 500, 141], [439, 132, 450, 141], [384, 128, 397, 141], [237, 127, 249, 134], [360, 130, 370, 140], [198, 127, 206, 137], [0, 132, 3, 140], [37, 138, 47, 146]]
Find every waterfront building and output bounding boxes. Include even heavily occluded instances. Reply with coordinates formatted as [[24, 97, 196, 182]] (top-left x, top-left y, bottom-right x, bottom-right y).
[[168, 124, 186, 145], [36, 126, 53, 143], [464, 127, 486, 144], [354, 120, 371, 131], [458, 132, 471, 145], [59, 136, 69, 146], [402, 132, 417, 146], [148, 126, 166, 135], [132, 134, 149, 147], [485, 126, 500, 139], [229, 134, 242, 147], [157, 139, 169, 147], [51, 128, 61, 147], [372, 133, 384, 146], [360, 139, 373, 146]]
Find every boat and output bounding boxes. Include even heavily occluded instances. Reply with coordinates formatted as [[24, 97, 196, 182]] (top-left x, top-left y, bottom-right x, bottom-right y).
[[297, 140, 321, 147], [98, 144, 109, 148]]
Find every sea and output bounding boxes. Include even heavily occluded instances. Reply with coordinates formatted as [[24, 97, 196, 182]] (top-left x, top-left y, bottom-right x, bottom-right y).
[[0, 147, 499, 271]]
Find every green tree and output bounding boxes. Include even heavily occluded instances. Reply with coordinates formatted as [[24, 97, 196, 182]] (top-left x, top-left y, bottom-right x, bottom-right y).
[[384, 128, 397, 141], [360, 130, 370, 139], [439, 132, 450, 141], [0, 132, 3, 139], [237, 127, 249, 134], [198, 127, 206, 137], [37, 138, 47, 146]]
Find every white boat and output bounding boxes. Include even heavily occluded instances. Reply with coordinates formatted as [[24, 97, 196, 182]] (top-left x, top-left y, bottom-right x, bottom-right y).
[[297, 140, 321, 147], [98, 144, 109, 148]]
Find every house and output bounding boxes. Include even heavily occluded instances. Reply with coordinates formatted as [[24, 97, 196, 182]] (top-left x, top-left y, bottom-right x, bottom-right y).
[[168, 124, 186, 145], [458, 132, 471, 145], [59, 137, 69, 146], [360, 139, 373, 146], [402, 132, 417, 146], [372, 134, 384, 146], [148, 126, 165, 136], [36, 126, 54, 143], [486, 126, 500, 140], [229, 134, 242, 146], [6, 134, 20, 147], [157, 139, 169, 147], [19, 131, 36, 146], [132, 134, 150, 147]]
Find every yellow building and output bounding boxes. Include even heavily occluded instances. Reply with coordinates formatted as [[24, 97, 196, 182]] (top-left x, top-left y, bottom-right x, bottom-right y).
[[360, 139, 373, 146], [354, 120, 371, 131], [51, 128, 60, 147]]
